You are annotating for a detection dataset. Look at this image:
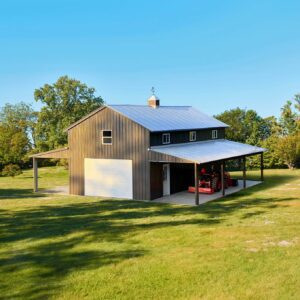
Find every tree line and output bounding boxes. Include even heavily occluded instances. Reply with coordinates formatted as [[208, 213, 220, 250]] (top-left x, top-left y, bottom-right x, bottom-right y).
[[0, 75, 299, 176], [0, 76, 103, 175], [215, 97, 300, 169]]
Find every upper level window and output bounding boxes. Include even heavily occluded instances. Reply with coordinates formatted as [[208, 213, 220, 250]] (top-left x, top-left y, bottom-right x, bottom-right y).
[[189, 131, 196, 142], [102, 130, 112, 145], [212, 130, 218, 139], [162, 133, 171, 144]]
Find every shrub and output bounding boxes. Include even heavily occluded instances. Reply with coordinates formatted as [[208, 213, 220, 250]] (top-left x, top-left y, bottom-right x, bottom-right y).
[[57, 158, 69, 170], [2, 164, 22, 177]]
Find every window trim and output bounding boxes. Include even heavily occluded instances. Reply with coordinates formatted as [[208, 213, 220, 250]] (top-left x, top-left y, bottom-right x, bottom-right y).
[[102, 129, 112, 145], [189, 131, 197, 142], [212, 129, 218, 139], [162, 133, 171, 144]]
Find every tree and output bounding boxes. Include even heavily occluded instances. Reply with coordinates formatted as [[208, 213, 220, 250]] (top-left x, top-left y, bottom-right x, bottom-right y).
[[1, 164, 22, 177], [0, 103, 35, 169], [280, 100, 297, 136], [260, 135, 284, 168], [0, 124, 29, 167], [34, 76, 104, 151], [215, 108, 273, 145], [276, 133, 300, 169], [294, 94, 300, 132], [0, 102, 37, 145]]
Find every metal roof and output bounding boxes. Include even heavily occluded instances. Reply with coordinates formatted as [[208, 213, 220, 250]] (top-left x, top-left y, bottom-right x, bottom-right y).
[[109, 105, 228, 132], [150, 139, 266, 164]]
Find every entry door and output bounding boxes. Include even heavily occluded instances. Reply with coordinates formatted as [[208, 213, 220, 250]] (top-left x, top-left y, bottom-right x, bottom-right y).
[[163, 164, 170, 196]]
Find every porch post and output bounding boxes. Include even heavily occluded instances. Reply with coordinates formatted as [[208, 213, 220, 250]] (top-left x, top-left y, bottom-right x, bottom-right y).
[[194, 163, 199, 206], [243, 156, 246, 189], [260, 152, 264, 181], [221, 161, 225, 196], [33, 157, 38, 192]]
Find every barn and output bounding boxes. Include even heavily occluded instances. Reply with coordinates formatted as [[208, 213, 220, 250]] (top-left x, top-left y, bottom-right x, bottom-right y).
[[31, 93, 266, 205]]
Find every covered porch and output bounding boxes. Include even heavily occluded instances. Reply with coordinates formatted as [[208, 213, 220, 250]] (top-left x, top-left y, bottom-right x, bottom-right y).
[[153, 180, 261, 206], [149, 139, 266, 205], [30, 147, 69, 193]]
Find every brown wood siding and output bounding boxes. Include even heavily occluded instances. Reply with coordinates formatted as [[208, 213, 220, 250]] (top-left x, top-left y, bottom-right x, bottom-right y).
[[150, 128, 225, 146], [68, 107, 150, 200], [148, 150, 192, 164]]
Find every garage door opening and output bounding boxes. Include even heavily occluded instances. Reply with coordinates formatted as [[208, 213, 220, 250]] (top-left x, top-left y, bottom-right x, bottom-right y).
[[84, 158, 133, 199]]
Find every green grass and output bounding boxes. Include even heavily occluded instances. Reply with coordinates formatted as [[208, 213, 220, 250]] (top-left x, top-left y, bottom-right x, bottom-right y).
[[0, 167, 299, 300]]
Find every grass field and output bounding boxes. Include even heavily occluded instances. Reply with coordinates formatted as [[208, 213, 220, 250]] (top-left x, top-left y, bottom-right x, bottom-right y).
[[0, 167, 299, 300]]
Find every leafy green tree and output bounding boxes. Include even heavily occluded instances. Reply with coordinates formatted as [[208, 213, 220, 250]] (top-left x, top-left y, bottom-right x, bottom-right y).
[[0, 124, 29, 168], [34, 76, 104, 151], [294, 94, 300, 132], [276, 133, 300, 169], [260, 135, 283, 168], [0, 102, 37, 144], [280, 100, 297, 136], [1, 164, 22, 177], [215, 108, 273, 145], [0, 102, 35, 169], [215, 108, 247, 142]]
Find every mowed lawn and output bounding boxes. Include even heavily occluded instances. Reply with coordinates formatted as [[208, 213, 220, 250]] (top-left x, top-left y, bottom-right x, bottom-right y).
[[0, 167, 299, 300]]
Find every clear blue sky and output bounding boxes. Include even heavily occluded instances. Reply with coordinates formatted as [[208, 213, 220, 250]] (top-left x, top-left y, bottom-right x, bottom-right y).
[[1, 0, 300, 117]]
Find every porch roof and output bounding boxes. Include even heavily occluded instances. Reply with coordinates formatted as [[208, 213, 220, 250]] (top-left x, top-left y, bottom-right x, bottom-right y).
[[30, 147, 69, 159], [149, 139, 266, 164]]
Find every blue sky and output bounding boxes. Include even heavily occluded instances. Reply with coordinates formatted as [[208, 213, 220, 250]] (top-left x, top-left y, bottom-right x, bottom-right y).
[[1, 0, 300, 117]]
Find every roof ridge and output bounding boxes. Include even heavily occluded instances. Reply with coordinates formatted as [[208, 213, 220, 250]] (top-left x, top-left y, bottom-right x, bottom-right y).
[[109, 104, 192, 107]]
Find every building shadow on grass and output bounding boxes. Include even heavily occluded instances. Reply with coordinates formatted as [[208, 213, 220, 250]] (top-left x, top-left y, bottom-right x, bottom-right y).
[[0, 188, 46, 200], [0, 236, 145, 300], [0, 171, 298, 299], [0, 197, 221, 299]]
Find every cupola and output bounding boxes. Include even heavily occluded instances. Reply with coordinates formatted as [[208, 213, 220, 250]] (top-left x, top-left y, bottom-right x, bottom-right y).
[[147, 87, 160, 108]]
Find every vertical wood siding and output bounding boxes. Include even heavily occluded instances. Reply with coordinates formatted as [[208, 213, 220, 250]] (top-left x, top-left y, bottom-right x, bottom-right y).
[[68, 107, 150, 200]]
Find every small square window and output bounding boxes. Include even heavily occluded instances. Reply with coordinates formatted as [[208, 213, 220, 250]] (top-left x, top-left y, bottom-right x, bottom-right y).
[[102, 130, 112, 145], [162, 133, 170, 144], [189, 131, 196, 142], [212, 130, 218, 139]]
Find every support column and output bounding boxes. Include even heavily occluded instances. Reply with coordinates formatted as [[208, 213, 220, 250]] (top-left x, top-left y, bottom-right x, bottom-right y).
[[194, 163, 199, 206], [221, 161, 225, 196], [33, 157, 38, 192], [243, 156, 246, 189], [260, 152, 264, 181]]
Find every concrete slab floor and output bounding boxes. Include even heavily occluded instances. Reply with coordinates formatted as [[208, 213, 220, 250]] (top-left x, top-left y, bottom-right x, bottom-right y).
[[153, 180, 262, 206]]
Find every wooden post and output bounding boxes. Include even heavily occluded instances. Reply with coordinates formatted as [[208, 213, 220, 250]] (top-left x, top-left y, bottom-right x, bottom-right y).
[[33, 157, 38, 192], [194, 163, 199, 206], [260, 152, 264, 181], [243, 156, 246, 189], [221, 161, 225, 196]]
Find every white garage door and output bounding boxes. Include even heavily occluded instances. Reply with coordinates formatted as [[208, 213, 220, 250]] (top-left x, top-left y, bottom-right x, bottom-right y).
[[84, 158, 133, 199]]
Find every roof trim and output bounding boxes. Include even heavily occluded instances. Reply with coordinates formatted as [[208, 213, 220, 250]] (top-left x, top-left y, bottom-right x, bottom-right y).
[[64, 104, 229, 132], [30, 147, 69, 158], [107, 105, 151, 131], [150, 139, 266, 164], [64, 104, 152, 133], [64, 105, 106, 132], [148, 126, 228, 133]]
